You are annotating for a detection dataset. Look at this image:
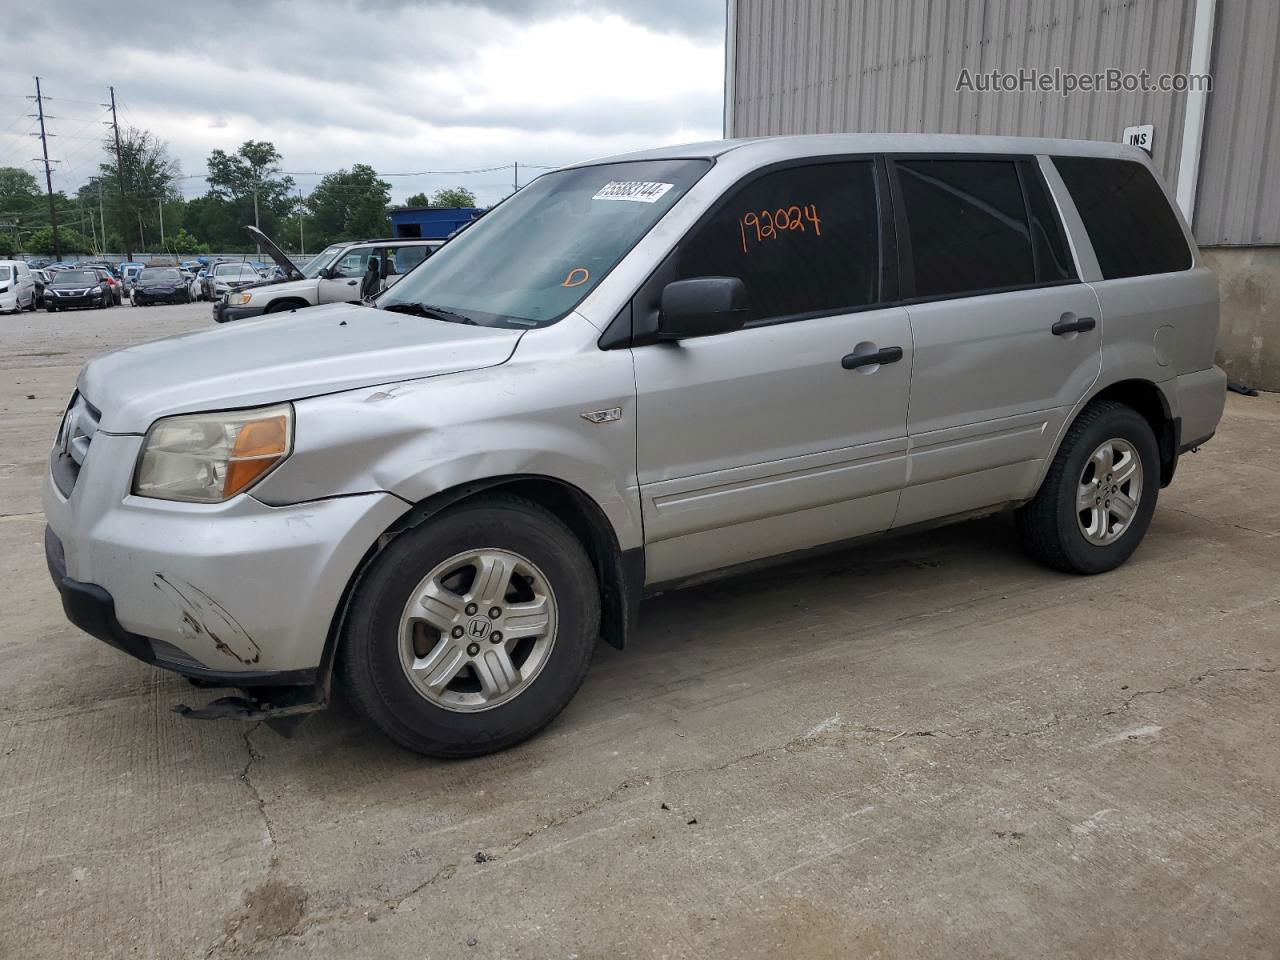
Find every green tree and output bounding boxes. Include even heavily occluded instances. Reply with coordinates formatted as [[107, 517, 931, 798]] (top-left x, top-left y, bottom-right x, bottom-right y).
[[401, 192, 431, 208], [91, 127, 182, 256], [305, 164, 391, 247], [104, 232, 125, 255], [0, 233, 16, 258], [27, 226, 94, 255], [206, 141, 296, 244], [168, 228, 208, 254], [430, 187, 477, 208]]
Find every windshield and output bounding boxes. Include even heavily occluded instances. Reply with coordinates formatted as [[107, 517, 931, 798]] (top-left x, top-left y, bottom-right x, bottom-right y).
[[57, 270, 98, 284], [378, 159, 710, 328], [300, 244, 345, 279], [140, 268, 181, 281], [214, 263, 258, 279]]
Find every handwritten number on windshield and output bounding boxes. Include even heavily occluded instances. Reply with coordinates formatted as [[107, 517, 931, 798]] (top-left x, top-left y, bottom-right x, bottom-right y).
[[739, 204, 822, 252]]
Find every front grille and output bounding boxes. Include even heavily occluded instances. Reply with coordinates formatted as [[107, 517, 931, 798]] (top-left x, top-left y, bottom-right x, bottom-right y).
[[51, 391, 101, 496], [55, 288, 90, 297]]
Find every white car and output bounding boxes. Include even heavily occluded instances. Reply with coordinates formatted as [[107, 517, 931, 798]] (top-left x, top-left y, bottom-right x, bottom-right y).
[[213, 228, 442, 322], [0, 260, 37, 313]]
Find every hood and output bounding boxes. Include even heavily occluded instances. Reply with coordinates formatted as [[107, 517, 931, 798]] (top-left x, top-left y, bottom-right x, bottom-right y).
[[246, 225, 303, 280], [80, 302, 523, 433]]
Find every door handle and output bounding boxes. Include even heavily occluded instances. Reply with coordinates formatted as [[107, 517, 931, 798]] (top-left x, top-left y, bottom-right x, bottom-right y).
[[346, 279, 357, 286], [1051, 316, 1096, 336], [841, 345, 904, 370]]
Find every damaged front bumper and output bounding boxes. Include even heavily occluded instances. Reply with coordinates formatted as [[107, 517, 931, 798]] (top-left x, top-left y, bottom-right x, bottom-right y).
[[43, 429, 408, 722]]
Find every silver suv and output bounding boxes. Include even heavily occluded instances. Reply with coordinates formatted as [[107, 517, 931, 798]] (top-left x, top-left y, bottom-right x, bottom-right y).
[[43, 135, 1226, 756]]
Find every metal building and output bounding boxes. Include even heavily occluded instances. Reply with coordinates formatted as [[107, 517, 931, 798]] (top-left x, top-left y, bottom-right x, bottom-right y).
[[724, 0, 1280, 388]]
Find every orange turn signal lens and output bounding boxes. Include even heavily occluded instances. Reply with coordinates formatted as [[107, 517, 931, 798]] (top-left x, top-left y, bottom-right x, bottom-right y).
[[222, 414, 290, 498]]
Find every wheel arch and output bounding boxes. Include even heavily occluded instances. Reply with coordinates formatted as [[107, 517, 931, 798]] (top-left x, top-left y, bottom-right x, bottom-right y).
[[265, 297, 311, 313], [1077, 378, 1180, 487], [320, 474, 640, 695]]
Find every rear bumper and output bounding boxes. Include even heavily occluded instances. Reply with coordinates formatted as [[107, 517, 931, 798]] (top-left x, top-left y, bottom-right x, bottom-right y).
[[1175, 365, 1227, 450]]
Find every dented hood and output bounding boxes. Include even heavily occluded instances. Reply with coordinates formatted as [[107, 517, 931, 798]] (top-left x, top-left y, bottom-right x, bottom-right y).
[[80, 302, 523, 433]]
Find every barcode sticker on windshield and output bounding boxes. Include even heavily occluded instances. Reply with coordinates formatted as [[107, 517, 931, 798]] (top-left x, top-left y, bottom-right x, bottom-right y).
[[592, 181, 674, 203]]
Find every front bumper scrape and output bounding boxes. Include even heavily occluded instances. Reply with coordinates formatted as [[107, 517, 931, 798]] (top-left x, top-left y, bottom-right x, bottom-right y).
[[46, 525, 326, 732]]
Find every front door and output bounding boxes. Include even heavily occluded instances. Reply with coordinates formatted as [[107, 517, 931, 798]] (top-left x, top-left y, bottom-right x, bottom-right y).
[[318, 245, 373, 303], [633, 159, 912, 583]]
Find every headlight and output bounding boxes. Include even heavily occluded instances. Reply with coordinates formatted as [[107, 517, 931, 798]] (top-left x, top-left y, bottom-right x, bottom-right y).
[[92, 285, 103, 293], [133, 404, 293, 502], [228, 292, 252, 306]]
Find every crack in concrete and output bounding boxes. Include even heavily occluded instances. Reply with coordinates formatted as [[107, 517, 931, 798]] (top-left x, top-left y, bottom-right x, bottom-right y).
[[1164, 505, 1278, 538], [1105, 665, 1277, 715]]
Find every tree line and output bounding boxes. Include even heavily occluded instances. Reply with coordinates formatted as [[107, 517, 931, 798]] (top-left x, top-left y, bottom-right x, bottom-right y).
[[0, 129, 477, 259]]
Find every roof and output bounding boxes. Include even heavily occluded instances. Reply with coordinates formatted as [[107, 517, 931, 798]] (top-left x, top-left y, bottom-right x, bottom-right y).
[[572, 133, 1151, 167]]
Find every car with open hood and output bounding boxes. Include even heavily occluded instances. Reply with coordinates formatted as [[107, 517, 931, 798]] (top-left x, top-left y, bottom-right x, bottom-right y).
[[45, 134, 1226, 758], [212, 227, 442, 322]]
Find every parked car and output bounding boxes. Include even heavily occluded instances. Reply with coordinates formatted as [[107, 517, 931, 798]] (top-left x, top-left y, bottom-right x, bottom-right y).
[[43, 135, 1226, 758], [131, 266, 191, 306], [119, 262, 145, 295], [30, 268, 50, 307], [87, 266, 123, 305], [0, 259, 37, 313], [43, 267, 113, 310], [191, 268, 209, 301], [213, 228, 442, 322], [207, 261, 263, 301]]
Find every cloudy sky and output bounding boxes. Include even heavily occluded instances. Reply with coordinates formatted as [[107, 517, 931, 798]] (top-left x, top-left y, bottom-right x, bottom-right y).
[[0, 0, 725, 206]]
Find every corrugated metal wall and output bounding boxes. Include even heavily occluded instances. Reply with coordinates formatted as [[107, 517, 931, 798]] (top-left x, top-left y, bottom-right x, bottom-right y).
[[1194, 1, 1280, 245], [730, 0, 1280, 245]]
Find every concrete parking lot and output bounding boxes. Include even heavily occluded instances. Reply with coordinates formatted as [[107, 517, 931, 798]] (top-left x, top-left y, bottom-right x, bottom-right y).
[[2, 301, 1278, 959]]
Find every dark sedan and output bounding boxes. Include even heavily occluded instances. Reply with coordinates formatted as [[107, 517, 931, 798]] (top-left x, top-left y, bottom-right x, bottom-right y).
[[131, 267, 191, 306], [44, 268, 114, 311]]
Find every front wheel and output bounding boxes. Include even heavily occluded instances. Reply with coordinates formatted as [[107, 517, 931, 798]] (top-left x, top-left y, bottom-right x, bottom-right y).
[[338, 496, 600, 757], [1016, 401, 1160, 575]]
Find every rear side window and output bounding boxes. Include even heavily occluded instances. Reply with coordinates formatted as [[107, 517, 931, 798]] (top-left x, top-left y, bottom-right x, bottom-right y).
[[676, 161, 880, 324], [894, 159, 1035, 298], [1053, 157, 1191, 279]]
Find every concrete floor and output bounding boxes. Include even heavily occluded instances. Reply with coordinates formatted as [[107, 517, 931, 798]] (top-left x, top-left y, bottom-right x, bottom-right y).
[[2, 300, 1278, 960]]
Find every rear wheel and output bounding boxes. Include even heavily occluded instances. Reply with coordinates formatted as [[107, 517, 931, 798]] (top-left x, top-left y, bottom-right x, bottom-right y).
[[338, 496, 600, 757], [1016, 401, 1160, 574]]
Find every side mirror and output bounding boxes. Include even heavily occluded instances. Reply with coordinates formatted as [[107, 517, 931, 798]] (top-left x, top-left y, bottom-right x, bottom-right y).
[[658, 277, 749, 340]]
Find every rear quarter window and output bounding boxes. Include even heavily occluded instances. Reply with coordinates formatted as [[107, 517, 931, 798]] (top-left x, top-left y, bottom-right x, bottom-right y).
[[1052, 156, 1191, 279]]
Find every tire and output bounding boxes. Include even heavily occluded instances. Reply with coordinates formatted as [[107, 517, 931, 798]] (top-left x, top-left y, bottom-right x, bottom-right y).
[[338, 495, 601, 758], [46, 304, 56, 313], [1016, 400, 1160, 575], [266, 300, 300, 314]]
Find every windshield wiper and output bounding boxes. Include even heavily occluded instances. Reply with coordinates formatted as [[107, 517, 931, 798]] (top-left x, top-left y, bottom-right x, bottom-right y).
[[382, 301, 477, 325]]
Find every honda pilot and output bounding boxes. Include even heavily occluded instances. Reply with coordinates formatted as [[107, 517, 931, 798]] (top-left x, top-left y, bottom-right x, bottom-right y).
[[44, 135, 1226, 757]]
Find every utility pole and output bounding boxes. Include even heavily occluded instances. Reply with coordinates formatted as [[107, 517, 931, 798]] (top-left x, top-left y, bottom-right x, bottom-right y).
[[157, 198, 165, 250], [107, 86, 131, 260], [298, 188, 304, 257], [97, 182, 106, 254], [253, 188, 261, 257], [513, 161, 518, 194], [31, 76, 61, 261]]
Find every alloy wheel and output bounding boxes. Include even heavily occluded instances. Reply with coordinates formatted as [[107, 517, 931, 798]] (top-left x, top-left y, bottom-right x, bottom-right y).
[[1077, 437, 1143, 546], [398, 548, 558, 712]]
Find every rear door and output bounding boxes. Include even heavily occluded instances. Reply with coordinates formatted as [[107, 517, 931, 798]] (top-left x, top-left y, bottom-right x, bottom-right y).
[[888, 155, 1102, 527], [632, 159, 913, 583]]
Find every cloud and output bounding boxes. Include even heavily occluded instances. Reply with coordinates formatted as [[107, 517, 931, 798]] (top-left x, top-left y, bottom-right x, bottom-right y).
[[0, 0, 724, 207]]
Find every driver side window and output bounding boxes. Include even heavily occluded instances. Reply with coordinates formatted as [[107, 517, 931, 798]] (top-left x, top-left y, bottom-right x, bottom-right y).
[[676, 161, 881, 326], [332, 247, 374, 278]]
